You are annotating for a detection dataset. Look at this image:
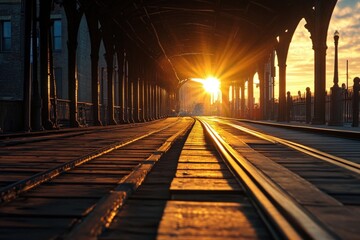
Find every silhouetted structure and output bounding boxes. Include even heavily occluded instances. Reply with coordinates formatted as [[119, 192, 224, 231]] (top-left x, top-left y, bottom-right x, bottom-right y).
[[306, 87, 312, 124], [0, 0, 341, 132], [353, 77, 360, 127], [329, 30, 343, 126]]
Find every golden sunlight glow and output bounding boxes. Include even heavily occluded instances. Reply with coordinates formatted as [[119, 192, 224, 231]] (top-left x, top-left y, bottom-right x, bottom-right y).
[[203, 77, 220, 94], [191, 77, 221, 104]]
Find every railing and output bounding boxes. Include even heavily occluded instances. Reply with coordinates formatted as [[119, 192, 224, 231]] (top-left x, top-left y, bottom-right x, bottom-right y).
[[54, 99, 70, 127], [53, 88, 359, 127], [54, 100, 94, 127], [291, 89, 356, 124], [54, 100, 126, 126], [292, 96, 306, 122]]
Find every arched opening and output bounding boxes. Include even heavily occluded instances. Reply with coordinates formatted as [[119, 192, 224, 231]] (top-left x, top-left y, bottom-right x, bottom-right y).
[[178, 77, 221, 116], [287, 18, 313, 96]]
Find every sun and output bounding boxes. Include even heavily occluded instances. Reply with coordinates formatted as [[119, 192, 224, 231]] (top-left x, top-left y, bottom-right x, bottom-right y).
[[203, 77, 220, 94], [190, 76, 221, 103]]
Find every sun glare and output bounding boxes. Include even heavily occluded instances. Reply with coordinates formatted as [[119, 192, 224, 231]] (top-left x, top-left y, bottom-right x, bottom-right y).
[[191, 76, 221, 104], [191, 77, 221, 93], [203, 77, 220, 94]]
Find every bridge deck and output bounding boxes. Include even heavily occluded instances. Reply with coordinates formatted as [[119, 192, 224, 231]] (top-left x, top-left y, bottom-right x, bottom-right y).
[[0, 117, 359, 239]]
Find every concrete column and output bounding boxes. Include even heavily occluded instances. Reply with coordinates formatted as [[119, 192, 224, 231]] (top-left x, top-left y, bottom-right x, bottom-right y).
[[149, 84, 154, 120], [258, 61, 266, 120], [228, 84, 233, 117], [159, 88, 164, 118], [155, 85, 159, 119], [124, 58, 130, 123], [312, 42, 327, 125], [104, 52, 117, 125], [88, 28, 102, 125], [306, 87, 312, 124], [84, 0, 102, 126], [240, 80, 245, 118], [305, 0, 337, 124], [39, 0, 54, 129], [133, 77, 140, 122], [139, 79, 145, 122], [143, 80, 149, 121], [235, 83, 240, 118], [90, 52, 102, 126], [286, 91, 292, 122], [152, 84, 155, 119], [352, 77, 360, 127], [231, 84, 236, 117], [64, 1, 81, 127], [158, 86, 162, 119], [221, 83, 230, 117], [248, 76, 254, 119], [115, 49, 125, 124], [31, 0, 42, 131], [277, 61, 287, 121], [127, 57, 134, 123], [23, 0, 32, 131]]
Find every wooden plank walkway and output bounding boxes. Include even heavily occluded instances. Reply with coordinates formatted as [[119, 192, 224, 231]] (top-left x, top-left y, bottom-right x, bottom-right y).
[[1, 117, 360, 239], [100, 121, 271, 239], [209, 118, 360, 239]]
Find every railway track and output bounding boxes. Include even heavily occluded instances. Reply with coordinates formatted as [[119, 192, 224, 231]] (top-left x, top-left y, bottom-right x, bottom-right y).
[[100, 118, 355, 239], [0, 118, 189, 203], [200, 117, 360, 239], [215, 119, 360, 174], [198, 118, 335, 239], [0, 117, 194, 239], [1, 116, 359, 239]]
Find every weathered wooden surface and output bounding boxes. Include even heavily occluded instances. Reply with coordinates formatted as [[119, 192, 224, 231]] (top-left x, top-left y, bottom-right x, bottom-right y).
[[157, 201, 269, 240], [99, 124, 185, 239], [163, 121, 269, 239], [0, 118, 193, 240], [2, 116, 359, 239], [208, 118, 360, 239]]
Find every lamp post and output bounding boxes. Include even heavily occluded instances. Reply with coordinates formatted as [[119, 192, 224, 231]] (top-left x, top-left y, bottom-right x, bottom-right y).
[[329, 30, 343, 126], [333, 30, 339, 86]]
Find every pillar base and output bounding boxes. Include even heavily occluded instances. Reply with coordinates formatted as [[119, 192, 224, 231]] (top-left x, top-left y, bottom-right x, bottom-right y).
[[328, 85, 343, 126], [311, 118, 326, 125], [43, 119, 58, 130], [93, 120, 103, 126], [23, 126, 32, 132], [328, 121, 343, 126], [32, 125, 44, 131], [108, 119, 118, 125], [70, 120, 81, 128]]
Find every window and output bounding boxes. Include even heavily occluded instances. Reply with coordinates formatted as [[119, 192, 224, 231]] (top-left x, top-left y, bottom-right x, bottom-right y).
[[1, 20, 11, 51], [51, 19, 62, 51]]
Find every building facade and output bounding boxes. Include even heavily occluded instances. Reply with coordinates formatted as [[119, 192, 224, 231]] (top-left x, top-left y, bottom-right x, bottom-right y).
[[0, 0, 107, 132]]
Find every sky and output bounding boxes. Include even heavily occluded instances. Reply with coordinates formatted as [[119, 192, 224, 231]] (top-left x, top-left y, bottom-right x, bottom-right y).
[[184, 0, 360, 107], [284, 0, 360, 97]]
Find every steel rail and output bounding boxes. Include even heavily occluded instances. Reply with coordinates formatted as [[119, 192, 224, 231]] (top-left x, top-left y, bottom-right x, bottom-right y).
[[237, 119, 360, 139], [225, 122, 360, 175], [0, 118, 183, 203], [198, 118, 336, 240]]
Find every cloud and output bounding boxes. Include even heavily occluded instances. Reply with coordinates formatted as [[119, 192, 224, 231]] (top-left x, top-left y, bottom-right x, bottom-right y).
[[285, 0, 360, 94], [328, 0, 360, 87]]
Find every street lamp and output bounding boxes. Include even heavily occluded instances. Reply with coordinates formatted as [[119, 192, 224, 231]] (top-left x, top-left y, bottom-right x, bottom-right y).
[[333, 30, 339, 86], [329, 30, 343, 126]]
